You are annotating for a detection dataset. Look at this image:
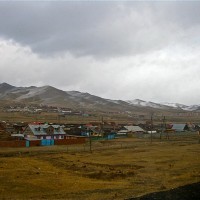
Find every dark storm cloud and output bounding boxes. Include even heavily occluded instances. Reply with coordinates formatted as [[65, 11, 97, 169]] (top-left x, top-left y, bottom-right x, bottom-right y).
[[0, 1, 200, 58], [0, 1, 117, 57]]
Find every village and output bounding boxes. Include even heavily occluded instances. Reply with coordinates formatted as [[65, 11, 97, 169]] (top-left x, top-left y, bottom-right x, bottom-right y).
[[1, 96, 199, 200], [0, 114, 199, 148], [0, 115, 199, 200]]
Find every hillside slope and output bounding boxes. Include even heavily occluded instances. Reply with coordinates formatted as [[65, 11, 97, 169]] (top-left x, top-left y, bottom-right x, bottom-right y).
[[0, 83, 198, 112]]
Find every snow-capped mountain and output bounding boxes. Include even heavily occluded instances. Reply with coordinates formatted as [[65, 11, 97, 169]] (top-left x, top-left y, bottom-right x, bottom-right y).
[[0, 82, 199, 112], [0, 83, 132, 111], [127, 99, 162, 108], [161, 102, 200, 111], [126, 99, 172, 109], [127, 99, 200, 111]]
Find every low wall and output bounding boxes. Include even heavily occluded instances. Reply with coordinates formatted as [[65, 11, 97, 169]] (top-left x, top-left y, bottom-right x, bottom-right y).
[[55, 137, 87, 145], [0, 140, 26, 148], [29, 140, 41, 147], [0, 137, 87, 148]]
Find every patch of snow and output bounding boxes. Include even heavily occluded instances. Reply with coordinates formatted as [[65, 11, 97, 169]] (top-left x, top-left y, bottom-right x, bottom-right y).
[[161, 102, 200, 111], [17, 86, 49, 100], [127, 99, 164, 109], [181, 105, 200, 111], [106, 99, 120, 104]]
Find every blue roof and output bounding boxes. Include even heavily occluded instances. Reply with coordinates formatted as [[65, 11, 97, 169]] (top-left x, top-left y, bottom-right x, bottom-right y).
[[172, 124, 187, 131]]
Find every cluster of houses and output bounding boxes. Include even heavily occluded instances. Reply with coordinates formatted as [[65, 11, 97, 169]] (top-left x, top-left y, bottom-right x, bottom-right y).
[[0, 120, 199, 148], [0, 122, 86, 147], [3, 104, 89, 116]]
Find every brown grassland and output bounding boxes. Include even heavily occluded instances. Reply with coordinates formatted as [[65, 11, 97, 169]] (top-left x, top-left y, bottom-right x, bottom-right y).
[[0, 136, 200, 199], [1, 109, 199, 124], [0, 136, 200, 200]]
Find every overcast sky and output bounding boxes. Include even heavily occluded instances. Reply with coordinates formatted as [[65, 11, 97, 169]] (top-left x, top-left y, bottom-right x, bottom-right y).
[[0, 1, 200, 105]]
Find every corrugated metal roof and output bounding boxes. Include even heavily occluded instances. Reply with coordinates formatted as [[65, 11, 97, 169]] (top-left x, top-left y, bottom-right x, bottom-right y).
[[11, 134, 24, 137], [172, 124, 187, 131], [29, 124, 65, 136], [117, 130, 128, 134], [124, 126, 145, 132]]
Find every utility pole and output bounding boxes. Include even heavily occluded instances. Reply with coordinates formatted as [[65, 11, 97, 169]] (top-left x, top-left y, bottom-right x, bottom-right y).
[[87, 127, 92, 153], [160, 115, 165, 141], [89, 130, 92, 153], [163, 116, 169, 140], [101, 116, 104, 137], [58, 114, 61, 125], [150, 113, 153, 143], [35, 113, 38, 123]]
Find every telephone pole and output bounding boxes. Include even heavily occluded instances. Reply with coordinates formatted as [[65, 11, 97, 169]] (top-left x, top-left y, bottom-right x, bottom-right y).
[[160, 115, 166, 141], [150, 112, 154, 143]]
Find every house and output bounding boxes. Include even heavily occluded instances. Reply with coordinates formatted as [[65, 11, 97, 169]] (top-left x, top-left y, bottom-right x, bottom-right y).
[[11, 134, 24, 140], [186, 123, 196, 131], [0, 121, 26, 141], [117, 125, 145, 136], [13, 122, 28, 134], [102, 122, 116, 134], [83, 125, 101, 136], [3, 122, 15, 134], [0, 122, 13, 141], [124, 126, 145, 134], [23, 124, 66, 140], [194, 124, 200, 131], [172, 124, 189, 132], [64, 124, 86, 136], [117, 129, 129, 136]]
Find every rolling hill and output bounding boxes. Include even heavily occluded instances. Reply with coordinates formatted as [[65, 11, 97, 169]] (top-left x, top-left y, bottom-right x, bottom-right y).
[[0, 82, 199, 112]]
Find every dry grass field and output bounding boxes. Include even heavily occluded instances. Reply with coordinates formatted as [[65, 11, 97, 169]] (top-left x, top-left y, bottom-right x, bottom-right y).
[[1, 110, 199, 124], [0, 137, 199, 200]]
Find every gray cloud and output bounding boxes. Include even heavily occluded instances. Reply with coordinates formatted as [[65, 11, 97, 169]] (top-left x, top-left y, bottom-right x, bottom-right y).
[[1, 38, 200, 105], [1, 1, 200, 105], [0, 1, 200, 58]]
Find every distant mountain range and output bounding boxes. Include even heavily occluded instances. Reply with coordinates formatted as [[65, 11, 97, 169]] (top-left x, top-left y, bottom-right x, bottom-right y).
[[0, 82, 199, 112], [127, 99, 200, 111]]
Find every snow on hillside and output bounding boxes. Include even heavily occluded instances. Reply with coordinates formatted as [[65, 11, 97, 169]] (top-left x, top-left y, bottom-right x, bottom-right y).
[[66, 91, 85, 97], [106, 99, 121, 104], [16, 86, 50, 100], [67, 91, 98, 100], [127, 99, 166, 109], [67, 91, 121, 105], [127, 99, 146, 106], [127, 100, 200, 111], [161, 102, 199, 111], [162, 102, 187, 108], [1, 83, 200, 112]]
